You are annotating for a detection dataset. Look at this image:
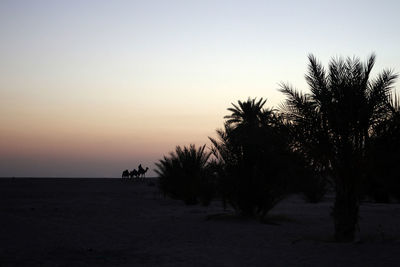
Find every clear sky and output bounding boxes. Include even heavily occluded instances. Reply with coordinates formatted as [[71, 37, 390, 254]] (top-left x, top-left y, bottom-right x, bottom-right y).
[[1, 0, 400, 177]]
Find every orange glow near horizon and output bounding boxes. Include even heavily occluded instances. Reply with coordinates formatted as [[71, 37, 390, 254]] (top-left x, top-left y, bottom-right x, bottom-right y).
[[1, 1, 400, 177], [0, 95, 225, 177]]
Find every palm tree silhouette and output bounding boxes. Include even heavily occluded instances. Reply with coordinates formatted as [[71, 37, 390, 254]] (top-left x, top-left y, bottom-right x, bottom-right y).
[[280, 54, 398, 242], [224, 98, 276, 162], [210, 98, 290, 218], [225, 98, 269, 128]]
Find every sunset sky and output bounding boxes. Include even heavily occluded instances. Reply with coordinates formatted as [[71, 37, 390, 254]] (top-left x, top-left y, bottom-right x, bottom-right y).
[[1, 0, 400, 177]]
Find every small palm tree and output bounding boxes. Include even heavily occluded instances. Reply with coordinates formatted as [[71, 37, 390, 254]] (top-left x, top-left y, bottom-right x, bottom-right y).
[[210, 98, 291, 218], [155, 144, 214, 205], [280, 54, 397, 241]]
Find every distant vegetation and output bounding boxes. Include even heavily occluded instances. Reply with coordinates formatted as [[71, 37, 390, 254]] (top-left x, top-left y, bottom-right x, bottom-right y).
[[155, 54, 400, 242], [366, 93, 400, 202]]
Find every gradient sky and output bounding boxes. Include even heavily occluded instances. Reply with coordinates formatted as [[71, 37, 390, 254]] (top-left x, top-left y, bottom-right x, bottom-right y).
[[1, 0, 400, 177]]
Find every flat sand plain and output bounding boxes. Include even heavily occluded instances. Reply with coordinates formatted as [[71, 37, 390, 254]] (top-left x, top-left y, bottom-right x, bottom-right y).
[[1, 178, 400, 266]]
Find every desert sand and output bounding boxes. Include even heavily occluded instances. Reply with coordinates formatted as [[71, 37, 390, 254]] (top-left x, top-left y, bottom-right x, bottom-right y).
[[1, 178, 400, 266]]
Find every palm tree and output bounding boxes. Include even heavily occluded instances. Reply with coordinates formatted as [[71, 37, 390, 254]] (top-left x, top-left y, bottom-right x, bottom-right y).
[[280, 54, 398, 242], [225, 98, 268, 128], [210, 98, 291, 218], [367, 93, 400, 201]]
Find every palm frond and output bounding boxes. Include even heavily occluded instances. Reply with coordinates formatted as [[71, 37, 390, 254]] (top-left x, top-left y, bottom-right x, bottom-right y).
[[362, 53, 376, 87], [368, 69, 398, 124], [306, 54, 328, 104], [278, 82, 316, 122]]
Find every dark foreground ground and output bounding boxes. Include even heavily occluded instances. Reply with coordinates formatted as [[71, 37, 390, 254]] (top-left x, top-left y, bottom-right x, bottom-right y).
[[1, 178, 400, 266]]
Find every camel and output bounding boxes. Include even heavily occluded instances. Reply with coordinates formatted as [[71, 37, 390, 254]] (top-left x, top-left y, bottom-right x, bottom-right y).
[[130, 169, 139, 179], [122, 169, 130, 178], [138, 166, 149, 178]]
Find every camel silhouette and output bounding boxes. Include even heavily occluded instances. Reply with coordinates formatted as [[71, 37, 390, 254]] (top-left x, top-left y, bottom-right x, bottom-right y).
[[138, 166, 149, 178], [130, 169, 139, 178], [122, 169, 130, 178]]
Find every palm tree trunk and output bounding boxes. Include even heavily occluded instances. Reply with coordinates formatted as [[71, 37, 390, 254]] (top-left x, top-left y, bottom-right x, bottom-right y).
[[332, 175, 359, 242]]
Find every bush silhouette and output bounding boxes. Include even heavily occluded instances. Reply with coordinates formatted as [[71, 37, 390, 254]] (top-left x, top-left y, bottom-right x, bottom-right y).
[[300, 172, 328, 203], [155, 144, 215, 206], [366, 94, 400, 202]]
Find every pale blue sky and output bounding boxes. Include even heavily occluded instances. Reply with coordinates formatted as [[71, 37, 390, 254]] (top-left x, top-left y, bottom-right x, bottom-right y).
[[1, 0, 400, 177]]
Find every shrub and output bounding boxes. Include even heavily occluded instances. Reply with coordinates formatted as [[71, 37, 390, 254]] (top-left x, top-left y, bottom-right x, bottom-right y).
[[366, 101, 400, 202], [155, 144, 215, 206]]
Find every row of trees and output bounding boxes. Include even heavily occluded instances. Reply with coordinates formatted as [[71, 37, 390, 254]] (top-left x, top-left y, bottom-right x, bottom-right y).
[[155, 54, 400, 242]]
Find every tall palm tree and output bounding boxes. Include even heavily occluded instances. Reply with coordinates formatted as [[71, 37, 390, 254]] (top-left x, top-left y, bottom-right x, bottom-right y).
[[280, 54, 397, 242]]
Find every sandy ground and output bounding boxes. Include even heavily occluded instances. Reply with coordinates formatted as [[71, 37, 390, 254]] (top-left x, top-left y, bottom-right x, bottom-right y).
[[1, 178, 400, 267]]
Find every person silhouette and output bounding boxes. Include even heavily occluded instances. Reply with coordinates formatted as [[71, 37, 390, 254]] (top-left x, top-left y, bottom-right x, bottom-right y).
[[138, 164, 144, 173]]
